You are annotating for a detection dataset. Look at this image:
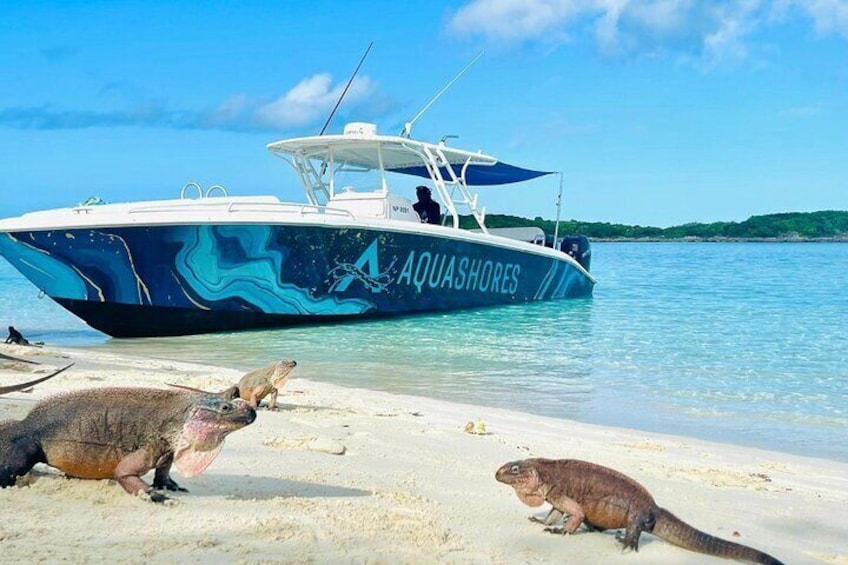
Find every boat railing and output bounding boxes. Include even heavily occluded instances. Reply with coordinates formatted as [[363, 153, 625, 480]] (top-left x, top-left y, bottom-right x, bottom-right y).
[[400, 140, 490, 231], [224, 201, 355, 220], [125, 198, 355, 220], [180, 181, 230, 199]]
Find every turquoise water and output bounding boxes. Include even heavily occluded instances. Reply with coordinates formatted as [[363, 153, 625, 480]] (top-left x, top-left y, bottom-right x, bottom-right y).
[[1, 242, 846, 461]]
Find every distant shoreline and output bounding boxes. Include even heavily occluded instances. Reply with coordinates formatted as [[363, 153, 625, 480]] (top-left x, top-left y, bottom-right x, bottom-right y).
[[466, 210, 848, 241], [592, 236, 848, 243]]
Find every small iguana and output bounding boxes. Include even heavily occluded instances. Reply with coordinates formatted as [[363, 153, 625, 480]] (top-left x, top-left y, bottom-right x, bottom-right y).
[[0, 364, 72, 395], [5, 326, 30, 345], [496, 458, 783, 565], [0, 384, 255, 502], [236, 359, 297, 410]]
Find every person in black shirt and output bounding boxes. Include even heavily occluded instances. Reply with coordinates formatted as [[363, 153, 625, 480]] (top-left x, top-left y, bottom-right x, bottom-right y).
[[413, 185, 441, 225]]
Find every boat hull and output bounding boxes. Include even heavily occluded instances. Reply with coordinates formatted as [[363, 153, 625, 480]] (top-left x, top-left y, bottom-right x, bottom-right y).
[[0, 223, 593, 337]]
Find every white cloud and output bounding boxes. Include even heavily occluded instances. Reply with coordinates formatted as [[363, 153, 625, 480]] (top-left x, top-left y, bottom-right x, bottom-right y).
[[795, 0, 848, 38], [448, 0, 591, 42], [253, 74, 374, 129], [447, 0, 848, 59], [0, 73, 381, 134], [701, 3, 761, 64], [206, 93, 250, 127], [593, 1, 626, 53]]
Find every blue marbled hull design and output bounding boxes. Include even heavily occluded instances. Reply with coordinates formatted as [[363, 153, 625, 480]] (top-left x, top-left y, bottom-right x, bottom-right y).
[[0, 224, 593, 336], [168, 225, 374, 315]]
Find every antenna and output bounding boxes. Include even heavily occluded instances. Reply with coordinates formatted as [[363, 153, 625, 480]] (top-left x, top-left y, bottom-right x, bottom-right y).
[[319, 42, 373, 135], [553, 172, 564, 246], [400, 50, 484, 138]]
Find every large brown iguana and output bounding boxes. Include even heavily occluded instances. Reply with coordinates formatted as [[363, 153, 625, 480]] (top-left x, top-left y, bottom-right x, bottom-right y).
[[0, 384, 256, 502], [236, 359, 297, 410], [496, 458, 783, 565], [0, 364, 73, 395]]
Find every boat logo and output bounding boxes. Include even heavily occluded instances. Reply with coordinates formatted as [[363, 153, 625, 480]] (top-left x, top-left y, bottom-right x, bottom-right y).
[[327, 239, 395, 294]]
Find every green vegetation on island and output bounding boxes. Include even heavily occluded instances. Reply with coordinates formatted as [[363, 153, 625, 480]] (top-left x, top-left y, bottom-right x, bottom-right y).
[[461, 210, 848, 241]]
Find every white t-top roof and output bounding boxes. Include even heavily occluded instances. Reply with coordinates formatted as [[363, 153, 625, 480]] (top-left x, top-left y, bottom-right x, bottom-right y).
[[266, 125, 552, 186]]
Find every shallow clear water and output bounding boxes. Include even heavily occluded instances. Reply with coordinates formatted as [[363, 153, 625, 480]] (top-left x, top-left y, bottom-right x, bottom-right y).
[[2, 242, 846, 461]]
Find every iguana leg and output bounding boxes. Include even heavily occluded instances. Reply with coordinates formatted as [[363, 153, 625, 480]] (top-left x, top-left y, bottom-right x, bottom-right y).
[[153, 462, 188, 492], [616, 509, 655, 552], [267, 388, 279, 411], [248, 391, 260, 409], [544, 496, 584, 535], [0, 436, 44, 487], [114, 450, 160, 500], [530, 508, 563, 526]]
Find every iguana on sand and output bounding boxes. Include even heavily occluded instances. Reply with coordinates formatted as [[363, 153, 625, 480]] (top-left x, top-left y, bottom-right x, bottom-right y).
[[496, 458, 783, 565], [236, 359, 297, 410], [0, 364, 73, 395], [0, 385, 255, 502]]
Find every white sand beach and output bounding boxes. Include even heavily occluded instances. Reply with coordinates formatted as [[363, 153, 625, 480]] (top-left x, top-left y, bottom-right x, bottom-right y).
[[1, 344, 846, 564]]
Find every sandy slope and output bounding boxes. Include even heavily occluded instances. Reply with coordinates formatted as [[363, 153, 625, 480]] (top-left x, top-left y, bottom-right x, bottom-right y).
[[1, 344, 846, 564]]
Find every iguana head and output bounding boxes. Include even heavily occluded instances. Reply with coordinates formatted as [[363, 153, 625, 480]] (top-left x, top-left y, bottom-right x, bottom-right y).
[[495, 458, 547, 507], [272, 359, 297, 388], [173, 388, 256, 477]]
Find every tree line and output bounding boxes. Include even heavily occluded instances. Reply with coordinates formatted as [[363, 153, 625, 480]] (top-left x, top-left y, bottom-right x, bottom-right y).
[[459, 210, 848, 240]]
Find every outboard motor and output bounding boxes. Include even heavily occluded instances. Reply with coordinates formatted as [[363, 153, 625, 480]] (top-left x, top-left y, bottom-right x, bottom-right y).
[[560, 235, 591, 271]]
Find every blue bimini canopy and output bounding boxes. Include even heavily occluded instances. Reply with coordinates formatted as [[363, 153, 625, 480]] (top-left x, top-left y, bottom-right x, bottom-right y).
[[387, 162, 554, 186], [266, 132, 556, 186]]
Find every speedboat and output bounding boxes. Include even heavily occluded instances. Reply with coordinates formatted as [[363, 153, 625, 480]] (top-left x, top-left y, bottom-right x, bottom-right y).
[[0, 122, 594, 337]]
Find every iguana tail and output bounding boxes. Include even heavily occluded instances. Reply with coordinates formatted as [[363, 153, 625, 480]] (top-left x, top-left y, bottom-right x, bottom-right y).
[[0, 363, 74, 395], [653, 507, 784, 565]]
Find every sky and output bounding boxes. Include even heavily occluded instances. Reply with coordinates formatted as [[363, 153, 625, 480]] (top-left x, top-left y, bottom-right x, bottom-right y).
[[0, 0, 845, 228]]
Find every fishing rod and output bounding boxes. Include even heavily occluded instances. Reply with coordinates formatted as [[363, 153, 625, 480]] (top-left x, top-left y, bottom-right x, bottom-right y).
[[319, 41, 374, 135], [400, 50, 484, 138]]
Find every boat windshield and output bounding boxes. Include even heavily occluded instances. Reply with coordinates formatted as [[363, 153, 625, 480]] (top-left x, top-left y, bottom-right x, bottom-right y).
[[333, 167, 386, 194]]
